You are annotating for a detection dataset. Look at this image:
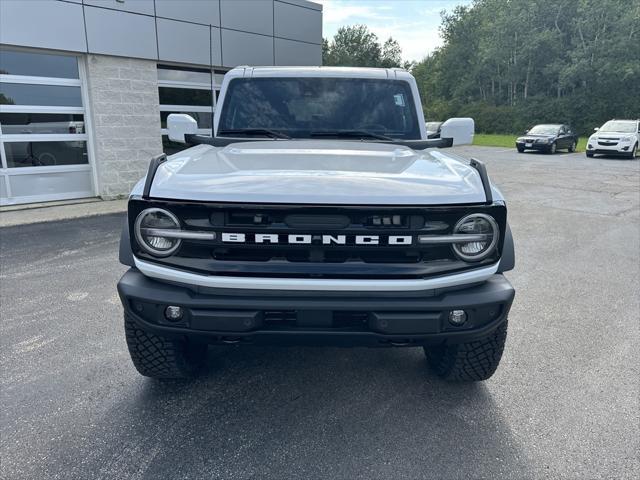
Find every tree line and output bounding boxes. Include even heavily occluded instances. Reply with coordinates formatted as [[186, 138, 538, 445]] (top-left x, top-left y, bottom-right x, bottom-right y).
[[322, 25, 411, 70], [323, 0, 640, 135]]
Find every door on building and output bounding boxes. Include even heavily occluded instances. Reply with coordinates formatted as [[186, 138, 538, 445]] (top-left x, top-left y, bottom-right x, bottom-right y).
[[0, 47, 95, 205], [157, 65, 226, 155]]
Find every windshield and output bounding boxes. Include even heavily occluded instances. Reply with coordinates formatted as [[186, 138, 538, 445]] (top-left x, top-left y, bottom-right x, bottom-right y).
[[599, 121, 636, 133], [527, 125, 560, 135], [217, 77, 421, 139]]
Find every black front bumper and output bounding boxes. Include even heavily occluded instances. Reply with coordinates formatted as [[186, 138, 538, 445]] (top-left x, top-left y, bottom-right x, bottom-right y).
[[586, 147, 630, 155], [516, 141, 551, 151], [118, 269, 515, 347]]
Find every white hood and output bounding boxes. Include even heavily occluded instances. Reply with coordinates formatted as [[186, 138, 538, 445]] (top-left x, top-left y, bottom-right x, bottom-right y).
[[136, 140, 491, 205]]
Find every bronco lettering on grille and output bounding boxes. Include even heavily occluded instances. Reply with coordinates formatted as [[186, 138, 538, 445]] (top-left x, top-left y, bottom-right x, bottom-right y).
[[220, 233, 413, 246]]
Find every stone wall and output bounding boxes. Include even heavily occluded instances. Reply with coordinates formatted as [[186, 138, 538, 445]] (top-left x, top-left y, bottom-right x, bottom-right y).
[[85, 55, 162, 199]]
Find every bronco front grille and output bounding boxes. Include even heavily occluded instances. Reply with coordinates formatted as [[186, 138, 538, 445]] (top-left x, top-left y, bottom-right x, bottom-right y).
[[129, 200, 507, 279]]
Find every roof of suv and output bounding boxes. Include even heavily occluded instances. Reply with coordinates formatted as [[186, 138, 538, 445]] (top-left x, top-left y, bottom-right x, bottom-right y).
[[226, 66, 414, 80]]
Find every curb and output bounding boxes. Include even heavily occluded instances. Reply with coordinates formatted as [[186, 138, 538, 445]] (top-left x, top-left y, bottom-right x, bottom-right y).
[[0, 199, 127, 228]]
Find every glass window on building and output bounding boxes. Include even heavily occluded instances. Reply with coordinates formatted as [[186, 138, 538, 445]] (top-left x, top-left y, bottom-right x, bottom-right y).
[[157, 65, 226, 155], [0, 47, 93, 205]]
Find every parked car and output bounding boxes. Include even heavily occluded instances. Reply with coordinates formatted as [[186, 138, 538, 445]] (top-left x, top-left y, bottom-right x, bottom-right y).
[[117, 67, 515, 383], [586, 119, 639, 159], [516, 124, 578, 154], [425, 121, 443, 139]]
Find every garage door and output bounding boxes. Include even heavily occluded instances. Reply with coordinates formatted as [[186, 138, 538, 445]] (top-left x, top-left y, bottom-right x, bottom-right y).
[[0, 47, 95, 205]]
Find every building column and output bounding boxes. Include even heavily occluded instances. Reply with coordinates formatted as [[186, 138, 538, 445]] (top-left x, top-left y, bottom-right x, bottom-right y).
[[84, 54, 163, 199]]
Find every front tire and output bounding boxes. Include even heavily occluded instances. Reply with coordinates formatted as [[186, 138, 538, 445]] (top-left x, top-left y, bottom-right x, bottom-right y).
[[586, 152, 594, 158], [568, 141, 577, 153], [548, 142, 557, 154], [424, 321, 508, 382], [124, 314, 207, 379], [628, 143, 638, 159], [516, 146, 525, 153]]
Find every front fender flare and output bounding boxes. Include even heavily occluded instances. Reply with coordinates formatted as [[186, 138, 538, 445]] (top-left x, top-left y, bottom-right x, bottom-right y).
[[119, 215, 134, 267], [497, 222, 515, 272]]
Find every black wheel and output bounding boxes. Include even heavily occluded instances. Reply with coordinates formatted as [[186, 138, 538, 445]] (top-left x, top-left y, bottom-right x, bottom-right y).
[[548, 142, 557, 154], [516, 146, 525, 153], [424, 321, 508, 382], [586, 152, 594, 158], [568, 141, 577, 153], [124, 313, 207, 379], [628, 143, 638, 159]]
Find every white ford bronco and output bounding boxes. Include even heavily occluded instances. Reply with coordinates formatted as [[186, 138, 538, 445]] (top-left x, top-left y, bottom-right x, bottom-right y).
[[118, 67, 515, 382]]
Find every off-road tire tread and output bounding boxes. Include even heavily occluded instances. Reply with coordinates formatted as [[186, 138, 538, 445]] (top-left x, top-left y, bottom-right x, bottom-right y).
[[425, 321, 508, 382], [124, 314, 205, 378]]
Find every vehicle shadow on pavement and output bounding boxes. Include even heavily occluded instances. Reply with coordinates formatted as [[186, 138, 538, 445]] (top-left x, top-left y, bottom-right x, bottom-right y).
[[85, 346, 534, 479]]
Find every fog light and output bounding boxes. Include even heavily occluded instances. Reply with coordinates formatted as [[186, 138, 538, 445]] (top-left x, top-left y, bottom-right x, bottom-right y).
[[164, 305, 184, 322], [448, 310, 467, 326]]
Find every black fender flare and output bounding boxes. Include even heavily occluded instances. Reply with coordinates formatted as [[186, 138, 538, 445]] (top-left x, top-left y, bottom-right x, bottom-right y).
[[498, 222, 515, 272], [119, 215, 135, 267]]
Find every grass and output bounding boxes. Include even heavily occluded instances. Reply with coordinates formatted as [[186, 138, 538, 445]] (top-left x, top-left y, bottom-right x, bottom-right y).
[[473, 133, 587, 152], [473, 133, 516, 148]]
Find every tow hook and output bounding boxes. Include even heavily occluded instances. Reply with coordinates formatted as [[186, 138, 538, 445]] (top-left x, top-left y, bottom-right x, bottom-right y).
[[221, 337, 242, 344]]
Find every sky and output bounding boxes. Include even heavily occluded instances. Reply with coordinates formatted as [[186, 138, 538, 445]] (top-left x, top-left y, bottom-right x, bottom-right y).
[[317, 0, 473, 63]]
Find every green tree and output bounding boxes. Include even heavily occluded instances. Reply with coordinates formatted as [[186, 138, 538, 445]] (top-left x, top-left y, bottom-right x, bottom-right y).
[[323, 25, 407, 68], [411, 0, 640, 135], [380, 38, 402, 68]]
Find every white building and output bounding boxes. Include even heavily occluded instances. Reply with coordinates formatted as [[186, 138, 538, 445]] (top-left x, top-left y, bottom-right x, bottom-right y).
[[0, 0, 322, 205]]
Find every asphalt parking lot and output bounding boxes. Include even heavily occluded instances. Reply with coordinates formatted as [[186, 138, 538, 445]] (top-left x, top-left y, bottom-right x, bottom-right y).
[[1, 146, 638, 479]]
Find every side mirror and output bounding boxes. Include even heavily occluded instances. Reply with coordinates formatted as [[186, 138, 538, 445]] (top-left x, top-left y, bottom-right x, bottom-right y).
[[167, 114, 198, 144], [440, 117, 474, 146]]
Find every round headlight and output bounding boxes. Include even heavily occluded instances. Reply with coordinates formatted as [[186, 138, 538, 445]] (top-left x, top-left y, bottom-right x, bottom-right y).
[[134, 208, 181, 257], [452, 213, 499, 262]]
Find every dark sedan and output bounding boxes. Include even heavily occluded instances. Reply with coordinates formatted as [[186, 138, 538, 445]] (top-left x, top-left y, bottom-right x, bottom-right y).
[[516, 124, 579, 154]]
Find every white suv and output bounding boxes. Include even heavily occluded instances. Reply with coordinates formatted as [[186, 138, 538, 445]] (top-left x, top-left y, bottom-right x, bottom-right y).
[[586, 119, 639, 159], [117, 67, 515, 382]]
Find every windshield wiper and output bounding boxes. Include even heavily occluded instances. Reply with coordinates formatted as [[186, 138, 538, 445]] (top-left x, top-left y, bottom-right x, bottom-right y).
[[310, 130, 394, 141], [218, 128, 291, 139]]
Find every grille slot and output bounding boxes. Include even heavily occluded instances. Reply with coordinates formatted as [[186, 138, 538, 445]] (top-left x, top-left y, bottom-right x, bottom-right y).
[[263, 310, 297, 327], [212, 247, 430, 263], [285, 214, 350, 229], [227, 212, 272, 226], [213, 248, 273, 262], [333, 311, 370, 329]]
